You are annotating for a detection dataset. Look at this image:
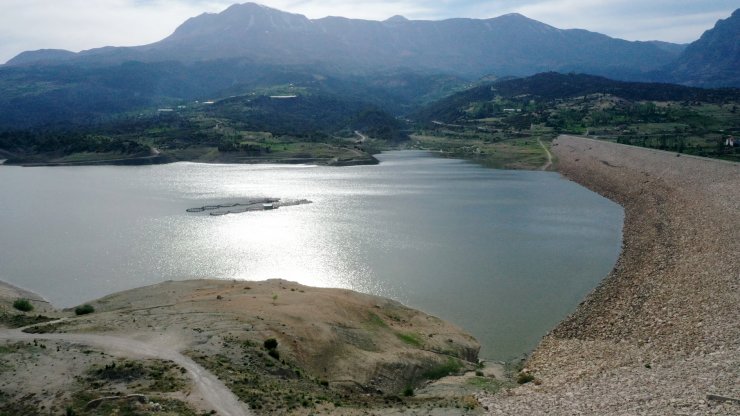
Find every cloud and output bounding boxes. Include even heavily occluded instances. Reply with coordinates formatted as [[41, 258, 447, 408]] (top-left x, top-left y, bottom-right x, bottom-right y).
[[508, 0, 735, 42], [1, 0, 736, 64]]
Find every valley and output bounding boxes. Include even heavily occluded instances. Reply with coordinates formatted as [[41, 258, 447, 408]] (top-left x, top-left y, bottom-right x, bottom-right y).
[[2, 72, 738, 169], [0, 2, 738, 415]]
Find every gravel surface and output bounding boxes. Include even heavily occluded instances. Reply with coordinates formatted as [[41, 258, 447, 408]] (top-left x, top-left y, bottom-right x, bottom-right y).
[[479, 136, 739, 415]]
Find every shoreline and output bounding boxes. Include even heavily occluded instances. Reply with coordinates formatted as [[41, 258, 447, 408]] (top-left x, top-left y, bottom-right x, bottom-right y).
[[480, 135, 739, 414], [4, 138, 737, 413], [10, 156, 380, 168], [1, 149, 380, 168]]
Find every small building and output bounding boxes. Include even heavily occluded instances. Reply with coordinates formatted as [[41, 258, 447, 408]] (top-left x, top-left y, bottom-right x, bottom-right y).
[[263, 203, 274, 210]]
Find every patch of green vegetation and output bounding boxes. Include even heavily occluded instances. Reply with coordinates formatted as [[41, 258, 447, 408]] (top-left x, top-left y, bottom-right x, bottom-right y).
[[22, 320, 70, 334], [0, 401, 41, 416], [53, 151, 141, 163], [86, 359, 188, 393], [66, 391, 201, 416], [12, 298, 33, 312], [422, 357, 463, 380], [263, 338, 278, 350], [412, 73, 740, 165], [1, 90, 394, 166], [411, 134, 550, 170], [395, 332, 423, 347], [517, 372, 535, 384], [0, 313, 54, 328], [467, 376, 511, 393], [365, 312, 388, 329], [187, 334, 472, 415], [75, 304, 95, 315]]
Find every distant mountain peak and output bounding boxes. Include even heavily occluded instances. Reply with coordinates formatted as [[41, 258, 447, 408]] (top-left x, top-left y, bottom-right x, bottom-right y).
[[488, 12, 557, 32], [166, 1, 312, 42], [499, 13, 528, 19], [5, 49, 76, 66], [669, 8, 740, 87], [222, 2, 284, 15], [493, 12, 542, 24], [385, 15, 409, 23]]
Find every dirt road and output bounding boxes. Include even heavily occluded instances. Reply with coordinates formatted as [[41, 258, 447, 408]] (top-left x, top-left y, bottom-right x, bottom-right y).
[[0, 324, 251, 416]]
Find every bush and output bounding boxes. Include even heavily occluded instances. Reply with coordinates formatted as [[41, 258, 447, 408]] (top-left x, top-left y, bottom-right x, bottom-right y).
[[402, 386, 414, 397], [268, 349, 280, 360], [264, 338, 278, 350], [517, 372, 535, 384], [422, 357, 462, 380], [13, 298, 33, 312], [75, 304, 95, 315]]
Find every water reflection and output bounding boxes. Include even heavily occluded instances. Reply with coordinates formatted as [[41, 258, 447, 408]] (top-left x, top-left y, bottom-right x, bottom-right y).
[[0, 151, 622, 359]]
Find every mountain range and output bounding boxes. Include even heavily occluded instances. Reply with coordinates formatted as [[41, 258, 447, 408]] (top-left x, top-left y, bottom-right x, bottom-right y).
[[669, 9, 740, 87], [0, 3, 738, 130], [6, 3, 692, 79]]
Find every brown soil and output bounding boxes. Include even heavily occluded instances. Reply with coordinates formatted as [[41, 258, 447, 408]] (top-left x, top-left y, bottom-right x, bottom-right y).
[[1, 279, 482, 415]]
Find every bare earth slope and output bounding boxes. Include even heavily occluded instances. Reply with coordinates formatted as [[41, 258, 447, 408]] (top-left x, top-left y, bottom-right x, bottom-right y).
[[1, 279, 480, 415], [480, 136, 739, 414]]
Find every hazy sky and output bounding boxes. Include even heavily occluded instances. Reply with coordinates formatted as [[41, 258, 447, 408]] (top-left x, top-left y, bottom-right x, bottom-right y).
[[1, 0, 737, 64]]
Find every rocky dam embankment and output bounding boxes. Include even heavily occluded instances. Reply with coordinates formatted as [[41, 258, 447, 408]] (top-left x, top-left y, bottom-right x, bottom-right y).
[[480, 135, 739, 414]]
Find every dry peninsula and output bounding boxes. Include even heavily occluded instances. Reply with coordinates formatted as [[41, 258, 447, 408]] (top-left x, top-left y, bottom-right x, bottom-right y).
[[0, 279, 484, 415]]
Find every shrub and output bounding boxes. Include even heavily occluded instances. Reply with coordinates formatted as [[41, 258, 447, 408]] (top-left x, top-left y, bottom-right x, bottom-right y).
[[13, 298, 33, 312], [264, 338, 278, 350], [402, 386, 414, 397], [268, 349, 280, 360], [75, 304, 95, 315], [517, 372, 535, 384], [422, 357, 463, 380]]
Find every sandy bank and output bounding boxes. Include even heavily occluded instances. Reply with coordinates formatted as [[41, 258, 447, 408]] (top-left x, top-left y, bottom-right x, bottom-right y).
[[480, 136, 739, 414]]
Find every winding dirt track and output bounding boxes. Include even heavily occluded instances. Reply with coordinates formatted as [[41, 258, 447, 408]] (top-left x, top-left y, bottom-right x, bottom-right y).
[[0, 324, 251, 416]]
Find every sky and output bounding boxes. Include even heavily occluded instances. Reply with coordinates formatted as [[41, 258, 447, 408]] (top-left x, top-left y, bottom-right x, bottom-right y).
[[1, 0, 738, 64]]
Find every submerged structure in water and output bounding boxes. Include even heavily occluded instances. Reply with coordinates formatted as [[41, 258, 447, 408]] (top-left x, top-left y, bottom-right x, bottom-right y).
[[186, 198, 311, 216]]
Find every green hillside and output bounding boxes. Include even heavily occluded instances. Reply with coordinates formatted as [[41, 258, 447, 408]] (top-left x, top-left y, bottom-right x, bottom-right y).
[[411, 73, 740, 164]]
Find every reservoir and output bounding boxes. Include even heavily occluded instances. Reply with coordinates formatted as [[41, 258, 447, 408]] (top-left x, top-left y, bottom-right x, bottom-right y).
[[0, 151, 622, 360]]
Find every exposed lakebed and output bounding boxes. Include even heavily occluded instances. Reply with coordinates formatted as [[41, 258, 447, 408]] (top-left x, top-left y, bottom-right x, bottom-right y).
[[0, 150, 622, 359]]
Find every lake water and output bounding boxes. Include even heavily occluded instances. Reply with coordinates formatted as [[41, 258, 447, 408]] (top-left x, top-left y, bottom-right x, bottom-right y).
[[0, 151, 622, 360]]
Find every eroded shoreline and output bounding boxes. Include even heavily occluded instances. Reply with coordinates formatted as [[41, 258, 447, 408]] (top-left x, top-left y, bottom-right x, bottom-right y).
[[480, 135, 740, 414]]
